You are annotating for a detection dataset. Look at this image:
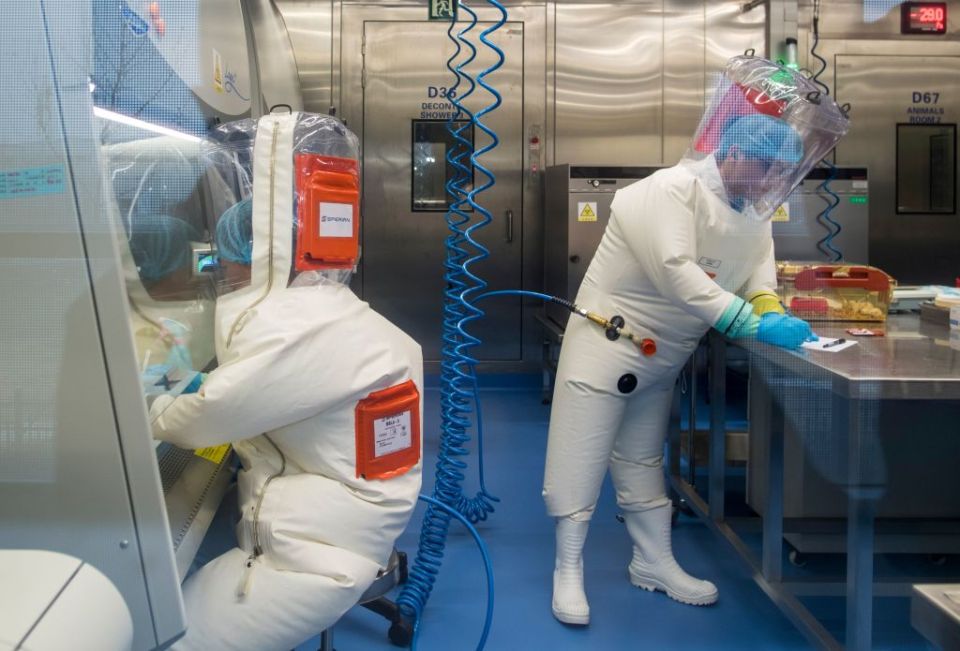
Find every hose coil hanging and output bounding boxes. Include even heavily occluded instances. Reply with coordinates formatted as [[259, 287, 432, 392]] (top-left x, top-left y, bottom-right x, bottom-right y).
[[810, 0, 843, 262], [397, 3, 507, 647]]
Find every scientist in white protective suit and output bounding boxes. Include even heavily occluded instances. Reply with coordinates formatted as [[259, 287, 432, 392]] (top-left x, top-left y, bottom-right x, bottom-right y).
[[149, 111, 424, 650], [543, 55, 850, 625]]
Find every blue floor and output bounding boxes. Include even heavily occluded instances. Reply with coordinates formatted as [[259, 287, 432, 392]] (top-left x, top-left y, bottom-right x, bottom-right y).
[[196, 377, 938, 650]]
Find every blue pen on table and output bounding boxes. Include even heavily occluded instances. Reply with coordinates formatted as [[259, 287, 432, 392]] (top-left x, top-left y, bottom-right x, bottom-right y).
[[822, 338, 846, 348]]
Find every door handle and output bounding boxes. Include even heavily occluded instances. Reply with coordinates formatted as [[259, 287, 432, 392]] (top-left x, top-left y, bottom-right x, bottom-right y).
[[505, 209, 514, 243]]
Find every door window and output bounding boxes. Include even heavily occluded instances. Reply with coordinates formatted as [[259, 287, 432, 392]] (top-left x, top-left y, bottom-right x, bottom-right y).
[[896, 123, 956, 214], [412, 120, 474, 211]]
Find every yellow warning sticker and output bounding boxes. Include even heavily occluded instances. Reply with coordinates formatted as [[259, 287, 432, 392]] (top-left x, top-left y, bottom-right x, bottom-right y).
[[772, 203, 790, 222], [577, 201, 598, 222], [195, 444, 231, 465]]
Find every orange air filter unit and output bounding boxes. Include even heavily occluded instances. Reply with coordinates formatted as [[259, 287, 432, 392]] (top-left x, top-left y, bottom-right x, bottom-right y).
[[294, 153, 360, 270]]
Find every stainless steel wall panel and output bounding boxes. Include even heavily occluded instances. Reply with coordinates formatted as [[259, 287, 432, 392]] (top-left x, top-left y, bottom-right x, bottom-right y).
[[705, 2, 766, 87], [791, 0, 960, 282], [244, 0, 304, 110], [332, 0, 343, 113], [796, 1, 960, 79], [267, 0, 776, 369], [336, 3, 547, 370], [359, 17, 525, 361], [793, 0, 960, 283], [772, 167, 871, 263], [835, 54, 960, 283], [543, 165, 662, 324], [801, 0, 960, 42], [274, 0, 333, 113], [554, 2, 663, 165], [765, 0, 798, 61], [519, 6, 551, 368], [663, 1, 706, 164], [546, 1, 557, 167]]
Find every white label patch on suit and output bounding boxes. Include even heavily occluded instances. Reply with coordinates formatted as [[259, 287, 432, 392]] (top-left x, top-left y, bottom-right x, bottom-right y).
[[697, 256, 722, 269], [577, 202, 598, 222], [373, 411, 412, 457], [319, 202, 354, 237], [772, 203, 790, 222]]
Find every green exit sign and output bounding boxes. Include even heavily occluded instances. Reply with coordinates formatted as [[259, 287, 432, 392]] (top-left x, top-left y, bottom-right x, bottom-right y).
[[429, 0, 458, 20], [849, 196, 868, 205]]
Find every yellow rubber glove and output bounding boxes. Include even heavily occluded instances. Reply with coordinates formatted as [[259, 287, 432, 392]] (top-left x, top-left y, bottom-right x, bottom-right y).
[[746, 289, 785, 317]]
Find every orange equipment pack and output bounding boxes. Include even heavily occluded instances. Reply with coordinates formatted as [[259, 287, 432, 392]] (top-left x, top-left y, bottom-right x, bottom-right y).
[[294, 154, 360, 270], [354, 380, 421, 481]]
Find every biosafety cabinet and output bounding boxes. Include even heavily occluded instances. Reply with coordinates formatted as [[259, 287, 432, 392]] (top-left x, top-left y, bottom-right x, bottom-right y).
[[0, 1, 259, 648]]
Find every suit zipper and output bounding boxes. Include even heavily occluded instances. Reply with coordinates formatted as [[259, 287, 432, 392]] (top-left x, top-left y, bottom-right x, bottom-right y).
[[238, 434, 287, 597]]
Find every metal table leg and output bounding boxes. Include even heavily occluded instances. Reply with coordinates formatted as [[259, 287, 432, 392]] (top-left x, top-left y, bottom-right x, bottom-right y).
[[754, 362, 784, 583], [842, 396, 876, 651], [846, 492, 876, 651], [708, 332, 726, 522], [669, 378, 683, 481], [686, 356, 697, 486]]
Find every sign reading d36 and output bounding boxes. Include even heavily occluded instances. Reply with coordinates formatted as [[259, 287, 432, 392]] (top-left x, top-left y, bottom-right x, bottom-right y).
[[429, 0, 458, 20]]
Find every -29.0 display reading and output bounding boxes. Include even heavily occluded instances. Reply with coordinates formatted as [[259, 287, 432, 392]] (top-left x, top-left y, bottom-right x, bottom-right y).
[[901, 2, 947, 35]]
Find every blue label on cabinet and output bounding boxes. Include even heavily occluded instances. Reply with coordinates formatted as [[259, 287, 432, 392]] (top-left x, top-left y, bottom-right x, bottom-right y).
[[0, 165, 66, 200]]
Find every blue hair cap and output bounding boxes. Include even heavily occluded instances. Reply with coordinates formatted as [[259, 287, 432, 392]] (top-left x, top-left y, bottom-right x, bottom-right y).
[[129, 214, 199, 281], [719, 114, 804, 164], [216, 197, 254, 265]]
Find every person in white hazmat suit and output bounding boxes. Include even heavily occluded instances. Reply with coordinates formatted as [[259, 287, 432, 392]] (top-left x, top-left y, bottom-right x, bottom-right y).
[[543, 55, 850, 625], [149, 112, 424, 650]]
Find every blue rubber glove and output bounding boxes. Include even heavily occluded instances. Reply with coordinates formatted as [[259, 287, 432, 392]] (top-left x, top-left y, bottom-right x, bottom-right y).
[[714, 296, 761, 338], [757, 313, 818, 349]]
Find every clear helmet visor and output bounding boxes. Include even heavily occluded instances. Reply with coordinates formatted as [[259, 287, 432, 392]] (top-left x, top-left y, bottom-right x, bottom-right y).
[[684, 55, 850, 221], [201, 113, 361, 296]]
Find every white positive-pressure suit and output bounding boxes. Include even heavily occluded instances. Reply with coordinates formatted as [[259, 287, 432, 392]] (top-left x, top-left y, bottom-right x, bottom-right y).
[[543, 157, 774, 620], [543, 54, 851, 625], [543, 156, 776, 519], [150, 114, 423, 650]]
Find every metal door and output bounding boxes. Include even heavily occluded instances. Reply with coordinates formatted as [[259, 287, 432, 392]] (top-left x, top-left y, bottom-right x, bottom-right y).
[[362, 21, 523, 361], [835, 55, 960, 283]]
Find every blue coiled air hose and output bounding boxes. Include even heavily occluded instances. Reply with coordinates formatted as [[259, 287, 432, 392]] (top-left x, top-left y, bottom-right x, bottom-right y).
[[810, 0, 843, 262], [816, 160, 843, 262], [442, 0, 499, 525], [397, 3, 507, 647], [409, 494, 494, 651]]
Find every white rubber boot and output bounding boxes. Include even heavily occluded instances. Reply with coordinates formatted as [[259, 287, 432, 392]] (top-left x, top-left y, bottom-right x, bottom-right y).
[[623, 505, 718, 606], [551, 515, 591, 625]]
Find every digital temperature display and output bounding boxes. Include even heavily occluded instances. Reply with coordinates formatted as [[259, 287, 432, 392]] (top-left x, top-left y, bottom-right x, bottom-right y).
[[901, 2, 947, 34]]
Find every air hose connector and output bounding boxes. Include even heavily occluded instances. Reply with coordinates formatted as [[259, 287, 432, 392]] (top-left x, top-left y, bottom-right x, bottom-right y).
[[578, 308, 657, 356]]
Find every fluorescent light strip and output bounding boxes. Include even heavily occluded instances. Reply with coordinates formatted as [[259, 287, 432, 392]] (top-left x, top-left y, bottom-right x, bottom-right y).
[[93, 106, 201, 143]]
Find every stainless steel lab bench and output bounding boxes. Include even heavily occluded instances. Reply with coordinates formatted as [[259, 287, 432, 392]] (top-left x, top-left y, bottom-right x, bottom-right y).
[[668, 315, 960, 651]]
